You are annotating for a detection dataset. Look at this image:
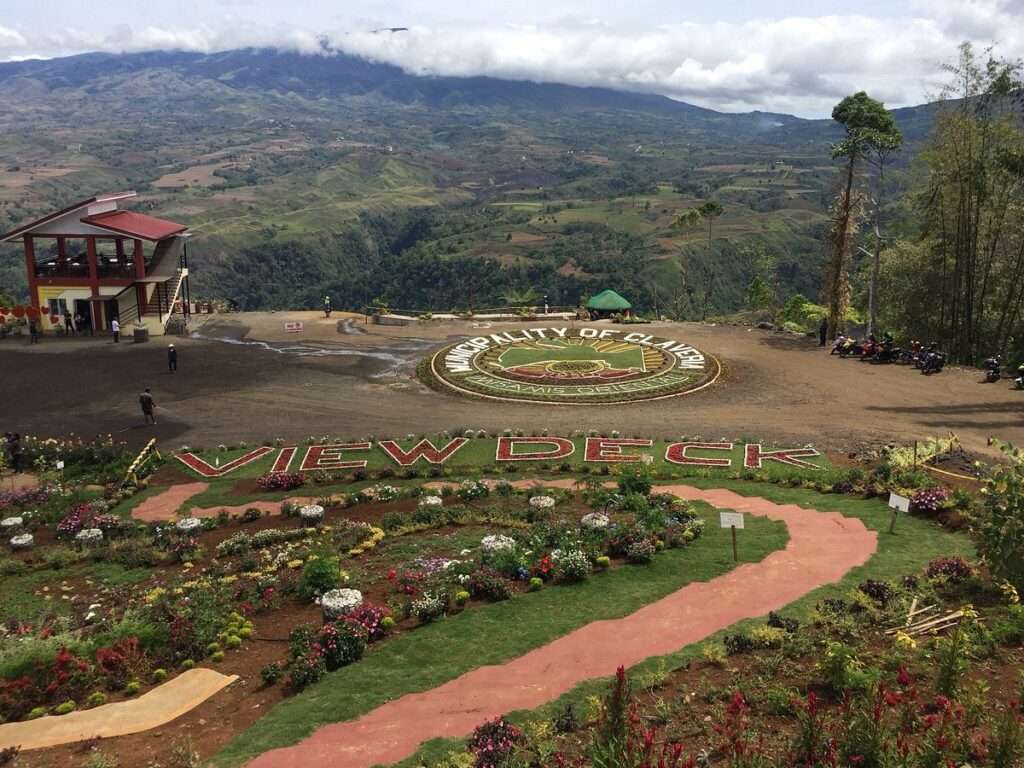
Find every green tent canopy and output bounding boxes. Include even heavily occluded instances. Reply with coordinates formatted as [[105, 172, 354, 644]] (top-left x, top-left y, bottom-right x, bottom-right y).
[[586, 289, 632, 312]]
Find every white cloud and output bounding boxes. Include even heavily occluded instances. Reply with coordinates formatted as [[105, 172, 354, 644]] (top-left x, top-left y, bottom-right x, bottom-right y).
[[0, 0, 1021, 116]]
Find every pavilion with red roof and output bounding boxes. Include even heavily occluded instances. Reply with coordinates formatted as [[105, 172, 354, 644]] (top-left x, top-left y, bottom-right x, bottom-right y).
[[1, 192, 193, 336]]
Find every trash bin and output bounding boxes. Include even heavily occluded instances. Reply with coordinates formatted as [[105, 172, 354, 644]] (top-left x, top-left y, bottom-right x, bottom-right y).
[[133, 326, 150, 343]]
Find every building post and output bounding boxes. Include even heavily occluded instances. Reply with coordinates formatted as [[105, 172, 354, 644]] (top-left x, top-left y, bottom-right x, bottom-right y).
[[115, 238, 125, 271], [24, 235, 39, 313], [86, 236, 101, 330], [133, 238, 145, 323]]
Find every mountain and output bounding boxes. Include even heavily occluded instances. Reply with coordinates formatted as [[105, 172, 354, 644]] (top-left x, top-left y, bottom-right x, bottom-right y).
[[0, 48, 936, 316], [0, 49, 808, 132]]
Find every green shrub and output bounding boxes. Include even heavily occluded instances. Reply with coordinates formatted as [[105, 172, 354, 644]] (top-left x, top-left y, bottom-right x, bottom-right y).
[[528, 577, 543, 592], [152, 668, 168, 683], [288, 653, 326, 690], [206, 642, 221, 655], [53, 700, 77, 716], [180, 659, 195, 670], [381, 616, 395, 630], [211, 650, 225, 662], [225, 635, 242, 650], [26, 706, 48, 719], [299, 555, 342, 600], [978, 442, 1024, 593], [86, 691, 107, 708], [125, 680, 142, 695], [261, 663, 282, 685], [454, 591, 470, 606]]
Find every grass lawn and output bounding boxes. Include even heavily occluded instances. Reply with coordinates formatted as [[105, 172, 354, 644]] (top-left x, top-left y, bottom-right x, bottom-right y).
[[213, 503, 788, 767], [0, 561, 154, 624]]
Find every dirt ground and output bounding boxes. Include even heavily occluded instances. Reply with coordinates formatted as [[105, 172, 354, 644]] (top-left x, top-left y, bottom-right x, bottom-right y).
[[0, 313, 1020, 457]]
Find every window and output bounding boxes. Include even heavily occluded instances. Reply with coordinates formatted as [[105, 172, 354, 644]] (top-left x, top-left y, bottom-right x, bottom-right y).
[[47, 298, 68, 318]]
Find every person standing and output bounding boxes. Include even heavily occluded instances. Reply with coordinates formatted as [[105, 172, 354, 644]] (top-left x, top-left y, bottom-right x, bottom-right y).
[[28, 319, 39, 345], [818, 316, 828, 347], [167, 343, 177, 372], [111, 317, 120, 343], [323, 295, 332, 318], [64, 310, 75, 336], [139, 388, 156, 425]]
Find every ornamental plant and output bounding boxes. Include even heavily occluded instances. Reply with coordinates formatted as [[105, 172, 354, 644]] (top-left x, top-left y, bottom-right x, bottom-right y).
[[925, 556, 974, 584], [625, 538, 656, 564], [978, 441, 1024, 592], [257, 472, 305, 491], [467, 568, 512, 602], [346, 602, 391, 641], [910, 486, 951, 515], [300, 555, 343, 600], [316, 620, 368, 670], [411, 592, 447, 623], [468, 717, 523, 768], [288, 652, 326, 690], [554, 548, 591, 583]]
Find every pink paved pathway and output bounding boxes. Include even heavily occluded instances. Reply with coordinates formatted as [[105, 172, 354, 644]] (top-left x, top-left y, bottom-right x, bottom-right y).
[[247, 485, 878, 768], [131, 482, 317, 522]]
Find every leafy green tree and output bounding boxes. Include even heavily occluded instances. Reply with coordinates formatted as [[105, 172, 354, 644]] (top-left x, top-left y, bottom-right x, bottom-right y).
[[747, 277, 773, 311], [825, 91, 900, 340], [501, 287, 541, 307]]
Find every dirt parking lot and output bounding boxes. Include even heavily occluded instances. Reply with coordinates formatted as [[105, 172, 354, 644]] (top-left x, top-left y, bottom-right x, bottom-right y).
[[0, 313, 1020, 457]]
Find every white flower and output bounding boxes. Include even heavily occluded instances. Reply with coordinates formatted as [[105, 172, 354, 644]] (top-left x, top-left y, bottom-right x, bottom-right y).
[[176, 517, 202, 533], [9, 533, 33, 550], [320, 588, 363, 619], [581, 512, 610, 530], [300, 505, 325, 523], [459, 548, 473, 556], [481, 534, 516, 553], [1, 516, 24, 530], [75, 528, 104, 545], [418, 495, 443, 507], [529, 496, 555, 509]]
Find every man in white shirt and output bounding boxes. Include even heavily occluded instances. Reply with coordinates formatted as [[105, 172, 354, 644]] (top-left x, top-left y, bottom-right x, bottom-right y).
[[111, 318, 120, 343]]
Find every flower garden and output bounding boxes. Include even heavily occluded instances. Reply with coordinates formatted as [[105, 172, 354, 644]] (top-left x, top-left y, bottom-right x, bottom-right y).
[[0, 432, 1022, 768]]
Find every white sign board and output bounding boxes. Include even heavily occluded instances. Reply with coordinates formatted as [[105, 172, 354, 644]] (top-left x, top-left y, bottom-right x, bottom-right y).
[[719, 511, 745, 529], [55, 460, 65, 470], [888, 492, 910, 513], [284, 322, 304, 333]]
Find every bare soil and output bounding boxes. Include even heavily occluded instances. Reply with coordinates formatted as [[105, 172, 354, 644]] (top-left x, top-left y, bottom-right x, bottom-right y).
[[1, 316, 1020, 458]]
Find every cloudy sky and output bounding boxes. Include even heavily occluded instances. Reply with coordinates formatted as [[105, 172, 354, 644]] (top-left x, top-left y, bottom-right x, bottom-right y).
[[1, 0, 1021, 116]]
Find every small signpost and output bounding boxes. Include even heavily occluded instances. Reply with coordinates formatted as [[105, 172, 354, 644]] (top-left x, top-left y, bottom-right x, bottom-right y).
[[888, 492, 910, 534], [719, 511, 744, 562], [284, 322, 304, 333]]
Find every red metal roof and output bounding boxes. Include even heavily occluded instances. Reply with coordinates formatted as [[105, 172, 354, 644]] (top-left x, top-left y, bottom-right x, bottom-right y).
[[80, 210, 188, 241], [0, 192, 136, 242]]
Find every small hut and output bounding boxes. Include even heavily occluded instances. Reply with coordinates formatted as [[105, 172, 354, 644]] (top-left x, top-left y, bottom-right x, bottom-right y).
[[586, 289, 632, 318]]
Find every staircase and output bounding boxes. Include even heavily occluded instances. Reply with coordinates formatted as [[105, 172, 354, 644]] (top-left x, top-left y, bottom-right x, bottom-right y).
[[117, 236, 190, 336]]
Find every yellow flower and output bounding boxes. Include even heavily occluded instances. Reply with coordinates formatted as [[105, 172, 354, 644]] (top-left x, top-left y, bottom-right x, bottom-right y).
[[287, 559, 303, 569], [998, 580, 1020, 605], [145, 587, 166, 604], [220, 575, 238, 584], [894, 631, 917, 650]]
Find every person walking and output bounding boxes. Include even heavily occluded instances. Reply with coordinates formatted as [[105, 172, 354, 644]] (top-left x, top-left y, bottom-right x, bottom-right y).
[[139, 388, 156, 425], [28, 318, 39, 345], [167, 343, 177, 372], [323, 295, 332, 318], [818, 316, 828, 347], [111, 317, 120, 343]]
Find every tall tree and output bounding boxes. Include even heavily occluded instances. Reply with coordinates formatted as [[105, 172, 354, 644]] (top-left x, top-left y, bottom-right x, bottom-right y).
[[672, 201, 724, 319], [865, 122, 903, 336], [825, 92, 901, 339]]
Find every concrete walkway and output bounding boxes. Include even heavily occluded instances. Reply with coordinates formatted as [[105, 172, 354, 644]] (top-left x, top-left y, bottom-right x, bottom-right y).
[[0, 668, 238, 751], [247, 485, 877, 768]]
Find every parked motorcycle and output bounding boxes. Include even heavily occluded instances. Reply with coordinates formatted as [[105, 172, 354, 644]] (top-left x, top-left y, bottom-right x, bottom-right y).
[[983, 356, 1002, 383], [1016, 364, 1024, 390], [921, 349, 946, 375]]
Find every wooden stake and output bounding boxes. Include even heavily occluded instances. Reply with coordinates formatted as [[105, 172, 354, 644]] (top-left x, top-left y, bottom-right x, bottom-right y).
[[731, 525, 738, 562]]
